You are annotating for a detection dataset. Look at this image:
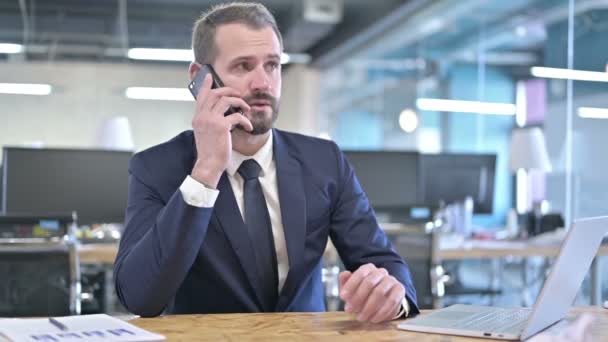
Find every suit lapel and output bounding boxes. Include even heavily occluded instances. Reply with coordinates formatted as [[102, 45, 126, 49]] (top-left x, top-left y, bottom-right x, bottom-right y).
[[213, 173, 265, 310], [273, 131, 307, 310]]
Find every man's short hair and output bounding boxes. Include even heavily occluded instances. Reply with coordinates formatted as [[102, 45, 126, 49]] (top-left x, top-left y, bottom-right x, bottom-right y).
[[192, 2, 283, 65]]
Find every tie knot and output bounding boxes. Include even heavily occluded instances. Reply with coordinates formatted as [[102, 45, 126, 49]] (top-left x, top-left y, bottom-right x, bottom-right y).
[[238, 159, 262, 180]]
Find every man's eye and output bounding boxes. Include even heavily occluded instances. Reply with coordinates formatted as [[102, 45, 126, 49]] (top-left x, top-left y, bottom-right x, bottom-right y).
[[267, 62, 279, 71]]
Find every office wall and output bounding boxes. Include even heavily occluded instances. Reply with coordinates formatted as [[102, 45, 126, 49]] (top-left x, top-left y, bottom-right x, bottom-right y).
[[276, 64, 321, 136], [0, 61, 319, 160], [0, 62, 192, 157]]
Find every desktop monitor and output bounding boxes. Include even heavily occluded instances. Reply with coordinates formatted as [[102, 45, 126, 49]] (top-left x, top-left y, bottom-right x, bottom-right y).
[[342, 151, 423, 222], [1, 147, 132, 226], [0, 165, 3, 214], [418, 153, 496, 214]]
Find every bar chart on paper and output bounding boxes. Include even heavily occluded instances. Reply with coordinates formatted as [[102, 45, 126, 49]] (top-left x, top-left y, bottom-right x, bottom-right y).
[[0, 314, 164, 342]]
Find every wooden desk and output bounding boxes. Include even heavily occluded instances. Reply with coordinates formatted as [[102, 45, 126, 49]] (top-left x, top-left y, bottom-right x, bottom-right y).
[[77, 241, 572, 264], [77, 239, 608, 264], [78, 243, 118, 264], [130, 309, 608, 341], [438, 239, 608, 305], [438, 240, 608, 260], [79, 240, 608, 308]]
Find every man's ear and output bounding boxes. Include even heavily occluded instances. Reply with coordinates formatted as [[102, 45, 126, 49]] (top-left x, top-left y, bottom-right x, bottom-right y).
[[188, 62, 201, 81]]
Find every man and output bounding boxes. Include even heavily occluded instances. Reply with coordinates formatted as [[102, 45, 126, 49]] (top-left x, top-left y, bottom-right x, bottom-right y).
[[114, 2, 419, 323]]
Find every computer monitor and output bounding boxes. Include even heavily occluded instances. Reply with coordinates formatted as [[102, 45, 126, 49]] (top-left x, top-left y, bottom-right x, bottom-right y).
[[418, 153, 496, 214], [0, 165, 3, 214], [1, 147, 132, 225], [342, 151, 423, 222]]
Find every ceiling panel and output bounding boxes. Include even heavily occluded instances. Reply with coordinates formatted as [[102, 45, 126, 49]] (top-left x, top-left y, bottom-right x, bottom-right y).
[[0, 0, 406, 65]]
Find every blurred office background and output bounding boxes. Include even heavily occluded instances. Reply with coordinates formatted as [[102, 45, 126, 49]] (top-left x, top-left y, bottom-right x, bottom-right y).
[[0, 0, 607, 315]]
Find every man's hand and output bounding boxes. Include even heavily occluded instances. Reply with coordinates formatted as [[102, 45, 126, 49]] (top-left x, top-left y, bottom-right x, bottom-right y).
[[339, 263, 405, 323], [191, 73, 253, 188]]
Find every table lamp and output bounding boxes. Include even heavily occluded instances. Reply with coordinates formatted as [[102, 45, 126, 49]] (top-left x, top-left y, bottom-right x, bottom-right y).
[[509, 127, 552, 236], [509, 127, 552, 173], [95, 116, 134, 151]]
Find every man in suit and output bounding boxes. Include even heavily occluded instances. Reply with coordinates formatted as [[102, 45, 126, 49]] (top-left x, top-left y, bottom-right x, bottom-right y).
[[114, 2, 419, 323]]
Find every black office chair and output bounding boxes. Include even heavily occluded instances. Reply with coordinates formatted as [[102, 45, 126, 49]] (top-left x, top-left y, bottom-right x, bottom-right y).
[[0, 215, 81, 317], [441, 259, 503, 306], [386, 226, 449, 309]]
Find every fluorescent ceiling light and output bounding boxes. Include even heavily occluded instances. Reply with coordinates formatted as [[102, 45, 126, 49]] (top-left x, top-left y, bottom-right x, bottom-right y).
[[127, 48, 194, 62], [0, 83, 52, 95], [578, 107, 608, 119], [280, 52, 290, 64], [0, 43, 23, 54], [531, 66, 608, 83], [128, 48, 304, 65], [125, 87, 193, 101], [280, 52, 311, 65], [416, 98, 516, 115]]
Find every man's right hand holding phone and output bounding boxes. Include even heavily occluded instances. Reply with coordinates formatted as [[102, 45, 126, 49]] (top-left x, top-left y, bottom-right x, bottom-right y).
[[190, 73, 253, 189]]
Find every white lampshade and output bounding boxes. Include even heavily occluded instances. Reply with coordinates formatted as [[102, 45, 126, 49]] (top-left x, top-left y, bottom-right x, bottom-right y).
[[509, 127, 552, 172], [95, 116, 134, 151]]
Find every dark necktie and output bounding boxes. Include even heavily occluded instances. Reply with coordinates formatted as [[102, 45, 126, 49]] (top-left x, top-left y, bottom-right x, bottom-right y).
[[237, 159, 278, 311]]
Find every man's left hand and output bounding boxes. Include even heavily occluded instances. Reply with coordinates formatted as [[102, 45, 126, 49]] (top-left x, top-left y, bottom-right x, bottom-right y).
[[339, 263, 405, 323]]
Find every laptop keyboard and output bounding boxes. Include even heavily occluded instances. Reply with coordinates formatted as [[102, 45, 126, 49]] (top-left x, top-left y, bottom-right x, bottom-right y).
[[400, 305, 534, 336], [458, 309, 531, 333]]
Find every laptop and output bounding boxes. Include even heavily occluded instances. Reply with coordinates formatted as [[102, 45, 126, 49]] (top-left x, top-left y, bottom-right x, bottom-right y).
[[398, 216, 608, 340]]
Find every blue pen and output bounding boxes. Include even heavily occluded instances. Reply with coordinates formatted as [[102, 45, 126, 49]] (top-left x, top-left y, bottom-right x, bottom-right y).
[[48, 317, 68, 331]]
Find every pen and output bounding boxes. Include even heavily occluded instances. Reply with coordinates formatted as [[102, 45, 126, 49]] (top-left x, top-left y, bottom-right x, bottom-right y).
[[48, 317, 68, 331]]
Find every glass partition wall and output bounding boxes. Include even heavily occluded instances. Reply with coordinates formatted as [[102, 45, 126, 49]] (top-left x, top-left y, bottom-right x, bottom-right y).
[[318, 0, 607, 231]]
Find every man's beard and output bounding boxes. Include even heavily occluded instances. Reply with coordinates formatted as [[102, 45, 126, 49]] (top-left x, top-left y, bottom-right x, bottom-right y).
[[239, 92, 279, 135]]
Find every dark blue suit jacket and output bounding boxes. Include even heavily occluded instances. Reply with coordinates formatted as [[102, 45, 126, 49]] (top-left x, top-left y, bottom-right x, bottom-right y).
[[114, 129, 419, 317]]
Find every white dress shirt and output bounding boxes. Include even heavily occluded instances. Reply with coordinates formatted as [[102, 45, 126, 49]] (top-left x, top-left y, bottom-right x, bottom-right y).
[[179, 131, 408, 317]]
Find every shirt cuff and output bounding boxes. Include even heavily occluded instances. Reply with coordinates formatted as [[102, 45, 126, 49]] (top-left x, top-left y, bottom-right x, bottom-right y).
[[393, 297, 410, 320], [179, 175, 220, 207]]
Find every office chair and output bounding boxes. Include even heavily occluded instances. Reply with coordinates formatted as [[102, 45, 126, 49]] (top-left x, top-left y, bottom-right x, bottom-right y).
[[0, 215, 81, 317], [441, 260, 503, 306], [0, 241, 81, 317], [386, 226, 449, 309], [322, 240, 342, 311]]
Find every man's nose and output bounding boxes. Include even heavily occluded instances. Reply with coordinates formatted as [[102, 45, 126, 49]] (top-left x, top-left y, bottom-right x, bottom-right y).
[[249, 66, 271, 92]]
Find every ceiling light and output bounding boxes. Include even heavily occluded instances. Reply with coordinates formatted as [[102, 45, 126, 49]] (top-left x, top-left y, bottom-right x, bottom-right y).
[[281, 52, 311, 64], [515, 26, 527, 37], [416, 98, 516, 115], [280, 53, 290, 64], [398, 109, 419, 133], [125, 87, 193, 101], [578, 107, 608, 119], [127, 48, 194, 62], [127, 48, 308, 65], [419, 19, 444, 35], [0, 43, 23, 54], [0, 83, 52, 95], [531, 66, 608, 83]]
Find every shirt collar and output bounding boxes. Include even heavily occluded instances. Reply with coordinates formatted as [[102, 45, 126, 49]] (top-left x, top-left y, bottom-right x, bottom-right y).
[[227, 131, 274, 177]]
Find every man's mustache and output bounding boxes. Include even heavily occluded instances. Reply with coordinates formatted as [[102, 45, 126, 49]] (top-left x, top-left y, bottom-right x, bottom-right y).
[[243, 92, 278, 109]]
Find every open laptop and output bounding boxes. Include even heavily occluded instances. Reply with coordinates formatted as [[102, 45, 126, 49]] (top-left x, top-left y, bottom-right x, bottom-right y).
[[398, 216, 608, 340]]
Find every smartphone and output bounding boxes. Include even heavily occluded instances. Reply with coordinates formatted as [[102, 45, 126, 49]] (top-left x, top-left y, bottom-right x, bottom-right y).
[[188, 64, 241, 116]]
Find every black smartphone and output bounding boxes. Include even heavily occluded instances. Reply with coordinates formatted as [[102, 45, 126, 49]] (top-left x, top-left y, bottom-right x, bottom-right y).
[[188, 64, 240, 116]]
